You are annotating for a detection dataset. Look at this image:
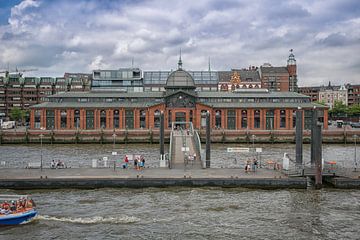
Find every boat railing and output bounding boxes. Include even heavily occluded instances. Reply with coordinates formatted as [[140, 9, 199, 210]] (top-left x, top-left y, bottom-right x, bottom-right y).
[[0, 195, 31, 201]]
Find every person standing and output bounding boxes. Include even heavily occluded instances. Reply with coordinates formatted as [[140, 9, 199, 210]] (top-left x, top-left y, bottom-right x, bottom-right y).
[[253, 158, 257, 172], [124, 155, 129, 169], [141, 156, 145, 169]]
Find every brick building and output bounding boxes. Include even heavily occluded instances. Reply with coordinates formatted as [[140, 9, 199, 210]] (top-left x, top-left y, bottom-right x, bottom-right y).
[[30, 59, 328, 131], [0, 73, 91, 120], [259, 50, 298, 92]]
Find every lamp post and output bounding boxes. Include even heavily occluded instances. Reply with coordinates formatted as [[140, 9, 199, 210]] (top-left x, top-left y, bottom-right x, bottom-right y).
[[112, 133, 117, 150], [354, 134, 358, 172], [40, 133, 44, 171]]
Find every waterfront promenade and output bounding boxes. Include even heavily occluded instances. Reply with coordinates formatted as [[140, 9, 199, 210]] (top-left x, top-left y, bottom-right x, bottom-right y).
[[0, 167, 308, 189], [1, 166, 359, 189]]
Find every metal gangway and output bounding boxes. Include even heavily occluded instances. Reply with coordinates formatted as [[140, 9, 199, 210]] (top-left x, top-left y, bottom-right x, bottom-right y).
[[168, 122, 205, 169]]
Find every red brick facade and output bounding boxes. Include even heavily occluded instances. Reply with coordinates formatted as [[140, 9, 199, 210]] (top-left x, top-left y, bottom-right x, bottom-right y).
[[30, 105, 328, 130]]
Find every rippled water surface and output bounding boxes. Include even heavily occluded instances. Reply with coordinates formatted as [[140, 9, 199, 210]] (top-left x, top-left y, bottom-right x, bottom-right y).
[[1, 188, 359, 239]]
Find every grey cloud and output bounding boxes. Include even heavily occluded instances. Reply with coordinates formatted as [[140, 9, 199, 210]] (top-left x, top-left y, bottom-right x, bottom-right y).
[[0, 0, 358, 85], [316, 33, 350, 47]]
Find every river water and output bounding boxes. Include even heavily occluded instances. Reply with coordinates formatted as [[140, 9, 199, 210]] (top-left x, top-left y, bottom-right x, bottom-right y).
[[0, 188, 359, 239], [0, 144, 359, 239]]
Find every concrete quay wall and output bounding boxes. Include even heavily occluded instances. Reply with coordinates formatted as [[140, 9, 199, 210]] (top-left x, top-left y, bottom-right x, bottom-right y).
[[1, 129, 359, 144], [329, 177, 360, 189], [0, 178, 307, 190]]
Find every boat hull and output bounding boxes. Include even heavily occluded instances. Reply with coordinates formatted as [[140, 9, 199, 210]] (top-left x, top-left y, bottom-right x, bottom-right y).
[[0, 209, 37, 226]]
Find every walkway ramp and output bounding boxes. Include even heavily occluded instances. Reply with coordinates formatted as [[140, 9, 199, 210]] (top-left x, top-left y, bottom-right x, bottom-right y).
[[169, 122, 203, 169]]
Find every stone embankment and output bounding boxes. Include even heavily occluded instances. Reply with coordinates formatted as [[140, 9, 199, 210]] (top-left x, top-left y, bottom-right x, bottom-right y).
[[1, 128, 359, 144]]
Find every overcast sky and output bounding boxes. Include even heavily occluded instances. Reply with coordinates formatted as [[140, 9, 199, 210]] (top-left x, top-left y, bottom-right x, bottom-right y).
[[0, 0, 359, 86]]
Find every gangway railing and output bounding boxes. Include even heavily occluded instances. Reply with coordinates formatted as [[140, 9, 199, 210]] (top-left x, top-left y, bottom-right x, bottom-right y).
[[193, 130, 206, 168], [168, 131, 173, 169]]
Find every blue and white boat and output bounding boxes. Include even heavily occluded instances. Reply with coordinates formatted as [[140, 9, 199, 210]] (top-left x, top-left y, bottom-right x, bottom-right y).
[[0, 195, 37, 226]]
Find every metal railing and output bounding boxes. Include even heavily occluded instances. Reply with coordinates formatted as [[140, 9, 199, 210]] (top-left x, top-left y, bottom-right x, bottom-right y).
[[168, 131, 173, 169], [193, 130, 206, 168]]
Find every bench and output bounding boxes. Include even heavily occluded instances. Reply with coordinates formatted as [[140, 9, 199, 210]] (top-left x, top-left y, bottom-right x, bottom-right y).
[[26, 162, 41, 169]]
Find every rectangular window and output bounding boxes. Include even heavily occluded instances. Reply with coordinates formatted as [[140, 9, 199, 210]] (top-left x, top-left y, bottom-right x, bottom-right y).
[[227, 110, 236, 130], [46, 110, 55, 130], [266, 110, 274, 130], [125, 109, 134, 129], [304, 110, 312, 130], [35, 110, 41, 129], [241, 110, 247, 128], [86, 110, 94, 129], [280, 110, 286, 128], [254, 110, 261, 128]]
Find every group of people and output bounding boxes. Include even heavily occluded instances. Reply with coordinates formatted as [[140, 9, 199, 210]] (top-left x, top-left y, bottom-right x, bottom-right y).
[[122, 155, 145, 170], [244, 158, 258, 173], [0, 197, 35, 215], [50, 160, 66, 169]]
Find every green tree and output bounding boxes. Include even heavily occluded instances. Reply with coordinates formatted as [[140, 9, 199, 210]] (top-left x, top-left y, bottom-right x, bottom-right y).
[[10, 107, 26, 123], [329, 100, 347, 116], [347, 104, 360, 116]]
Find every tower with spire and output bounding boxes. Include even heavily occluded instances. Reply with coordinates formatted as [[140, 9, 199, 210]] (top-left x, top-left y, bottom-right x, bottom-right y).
[[287, 49, 298, 92], [178, 49, 183, 70]]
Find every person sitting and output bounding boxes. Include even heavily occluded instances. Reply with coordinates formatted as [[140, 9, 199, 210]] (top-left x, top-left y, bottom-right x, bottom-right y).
[[25, 198, 33, 209], [51, 160, 56, 169], [16, 200, 23, 211], [56, 160, 66, 168], [2, 201, 10, 211], [10, 201, 16, 212]]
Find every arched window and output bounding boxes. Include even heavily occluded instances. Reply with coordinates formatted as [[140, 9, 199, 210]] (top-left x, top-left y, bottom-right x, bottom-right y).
[[100, 110, 106, 129], [74, 109, 80, 129], [60, 110, 67, 128], [113, 110, 119, 128], [140, 109, 146, 128], [280, 110, 286, 128], [154, 110, 160, 128], [201, 110, 208, 129], [220, 84, 228, 91], [254, 110, 260, 128], [215, 110, 222, 129], [241, 110, 247, 128]]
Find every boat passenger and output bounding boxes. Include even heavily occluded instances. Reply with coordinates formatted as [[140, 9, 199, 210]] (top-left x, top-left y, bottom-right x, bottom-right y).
[[2, 201, 10, 210], [10, 201, 16, 211], [16, 200, 23, 211], [25, 198, 33, 209]]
